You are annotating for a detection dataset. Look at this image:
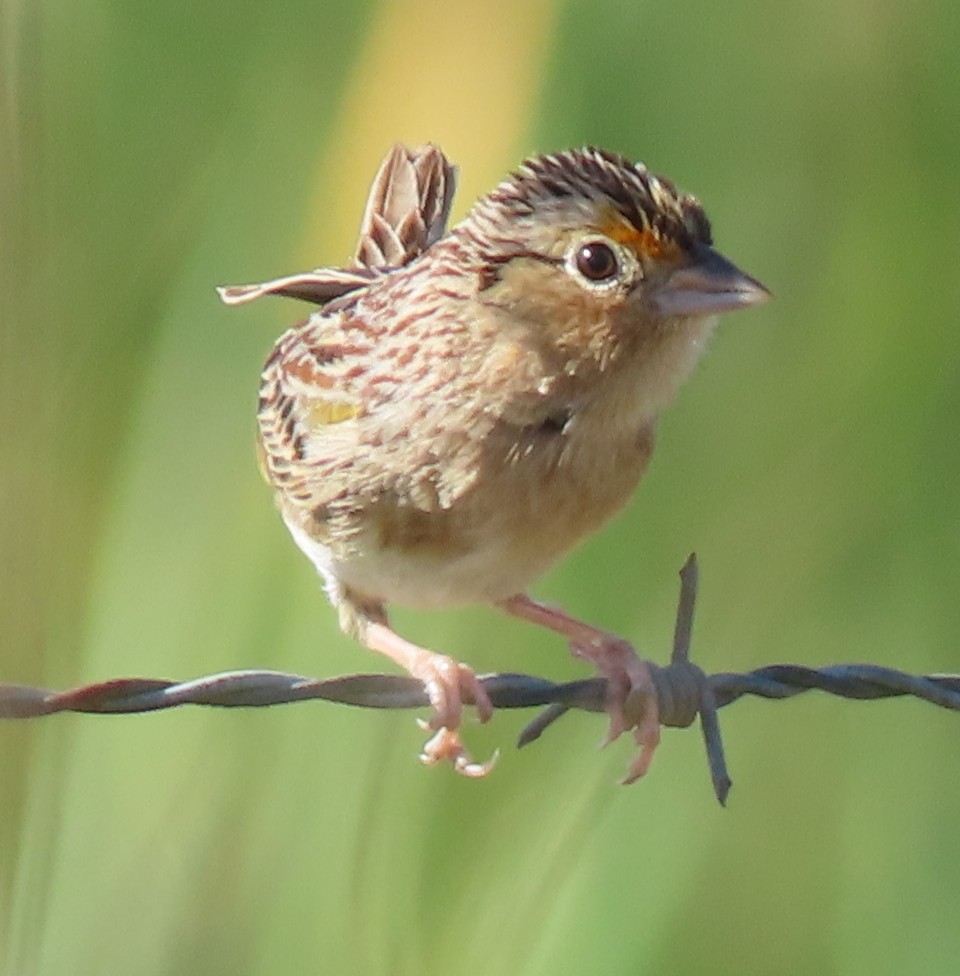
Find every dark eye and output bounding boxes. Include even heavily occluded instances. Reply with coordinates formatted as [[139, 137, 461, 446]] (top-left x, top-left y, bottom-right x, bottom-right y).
[[575, 241, 619, 282]]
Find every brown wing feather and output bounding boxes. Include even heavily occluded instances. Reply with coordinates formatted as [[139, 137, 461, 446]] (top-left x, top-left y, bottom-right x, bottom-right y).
[[255, 246, 508, 525], [257, 309, 376, 513], [217, 268, 377, 307], [353, 143, 457, 269]]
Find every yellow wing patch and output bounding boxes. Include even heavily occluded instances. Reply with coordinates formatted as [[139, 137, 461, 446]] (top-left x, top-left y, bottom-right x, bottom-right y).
[[307, 399, 359, 427]]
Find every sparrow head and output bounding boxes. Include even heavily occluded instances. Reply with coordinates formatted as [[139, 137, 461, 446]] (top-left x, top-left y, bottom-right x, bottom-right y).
[[454, 147, 769, 334]]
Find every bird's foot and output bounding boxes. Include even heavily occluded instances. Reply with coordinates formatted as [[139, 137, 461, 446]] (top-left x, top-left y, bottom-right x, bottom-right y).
[[363, 621, 496, 777], [571, 637, 661, 784], [497, 594, 660, 784], [417, 723, 499, 778], [409, 651, 494, 728], [410, 651, 496, 777]]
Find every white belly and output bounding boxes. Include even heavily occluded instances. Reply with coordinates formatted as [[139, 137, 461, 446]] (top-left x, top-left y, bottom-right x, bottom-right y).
[[285, 508, 552, 609]]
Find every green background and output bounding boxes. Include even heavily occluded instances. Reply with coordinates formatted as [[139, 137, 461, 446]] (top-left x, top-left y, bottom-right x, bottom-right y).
[[3, 0, 960, 973]]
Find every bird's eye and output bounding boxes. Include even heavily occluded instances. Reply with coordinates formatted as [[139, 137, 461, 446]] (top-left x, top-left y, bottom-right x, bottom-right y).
[[574, 241, 619, 282]]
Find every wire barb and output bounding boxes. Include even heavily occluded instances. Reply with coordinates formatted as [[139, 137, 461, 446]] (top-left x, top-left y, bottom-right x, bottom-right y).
[[4, 556, 960, 804]]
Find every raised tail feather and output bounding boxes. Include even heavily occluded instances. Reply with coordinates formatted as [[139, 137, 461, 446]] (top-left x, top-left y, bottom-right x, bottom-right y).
[[353, 143, 457, 269], [218, 143, 457, 308]]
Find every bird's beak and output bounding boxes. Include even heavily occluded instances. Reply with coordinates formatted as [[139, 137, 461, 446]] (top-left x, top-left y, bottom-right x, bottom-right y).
[[652, 242, 771, 318]]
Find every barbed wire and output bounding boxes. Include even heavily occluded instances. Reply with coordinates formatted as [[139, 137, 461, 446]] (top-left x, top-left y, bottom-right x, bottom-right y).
[[3, 555, 958, 804]]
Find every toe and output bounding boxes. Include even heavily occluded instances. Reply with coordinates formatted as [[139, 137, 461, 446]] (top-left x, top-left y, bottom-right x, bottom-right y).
[[418, 726, 498, 778], [579, 640, 663, 783], [412, 653, 463, 730], [412, 653, 493, 729], [463, 667, 494, 724], [620, 718, 662, 785]]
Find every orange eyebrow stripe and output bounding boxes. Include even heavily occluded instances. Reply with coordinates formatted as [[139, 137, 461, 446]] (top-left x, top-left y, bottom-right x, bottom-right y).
[[599, 219, 682, 262]]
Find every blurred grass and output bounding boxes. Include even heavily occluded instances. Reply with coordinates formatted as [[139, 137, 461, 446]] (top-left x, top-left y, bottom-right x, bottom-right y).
[[3, 0, 960, 973]]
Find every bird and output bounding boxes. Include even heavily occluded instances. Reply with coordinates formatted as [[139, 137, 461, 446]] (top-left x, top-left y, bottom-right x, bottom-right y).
[[219, 143, 769, 782]]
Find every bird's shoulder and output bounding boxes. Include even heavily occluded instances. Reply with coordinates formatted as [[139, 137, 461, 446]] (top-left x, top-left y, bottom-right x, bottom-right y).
[[255, 267, 581, 517]]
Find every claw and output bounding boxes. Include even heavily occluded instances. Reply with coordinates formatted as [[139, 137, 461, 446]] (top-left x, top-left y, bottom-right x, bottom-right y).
[[500, 595, 663, 784], [570, 639, 661, 780], [620, 693, 662, 785], [418, 722, 499, 778], [362, 621, 495, 775], [413, 660, 495, 777]]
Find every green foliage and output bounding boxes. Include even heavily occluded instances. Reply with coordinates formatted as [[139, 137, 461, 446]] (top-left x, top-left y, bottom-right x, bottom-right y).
[[3, 0, 960, 973]]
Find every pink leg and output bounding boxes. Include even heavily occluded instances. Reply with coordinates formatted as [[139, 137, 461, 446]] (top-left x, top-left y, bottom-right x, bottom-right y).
[[498, 594, 660, 784], [364, 622, 496, 778]]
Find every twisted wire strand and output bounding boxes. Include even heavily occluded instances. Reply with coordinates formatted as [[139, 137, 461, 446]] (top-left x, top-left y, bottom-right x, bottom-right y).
[[3, 556, 957, 803], [4, 665, 958, 718]]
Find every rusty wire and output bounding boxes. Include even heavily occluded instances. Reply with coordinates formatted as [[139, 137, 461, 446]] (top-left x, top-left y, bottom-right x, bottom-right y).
[[3, 555, 958, 804]]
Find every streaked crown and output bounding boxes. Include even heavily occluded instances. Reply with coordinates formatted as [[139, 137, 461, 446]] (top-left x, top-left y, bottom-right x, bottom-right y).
[[460, 148, 712, 260]]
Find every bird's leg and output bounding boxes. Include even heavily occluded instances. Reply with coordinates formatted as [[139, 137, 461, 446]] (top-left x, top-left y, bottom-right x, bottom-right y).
[[498, 594, 660, 783], [362, 621, 496, 778]]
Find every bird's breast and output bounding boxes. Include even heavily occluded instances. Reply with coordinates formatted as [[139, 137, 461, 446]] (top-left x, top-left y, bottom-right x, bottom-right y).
[[307, 313, 715, 610], [328, 406, 656, 609]]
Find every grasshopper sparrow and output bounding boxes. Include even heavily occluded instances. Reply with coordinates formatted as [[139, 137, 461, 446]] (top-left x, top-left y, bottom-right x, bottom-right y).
[[220, 144, 769, 781]]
